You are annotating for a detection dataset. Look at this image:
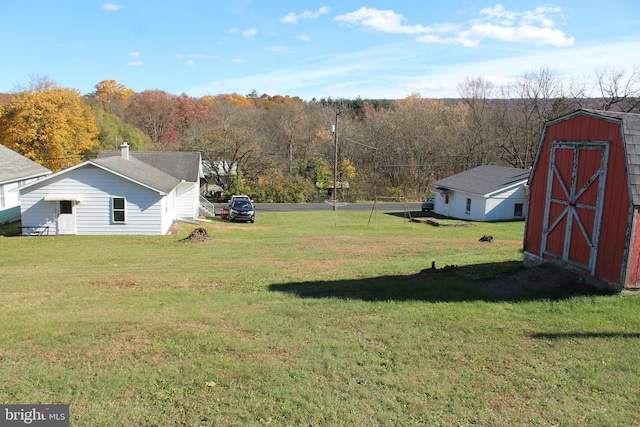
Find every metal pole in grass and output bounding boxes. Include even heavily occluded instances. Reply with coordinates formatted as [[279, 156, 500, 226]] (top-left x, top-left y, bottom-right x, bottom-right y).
[[331, 110, 340, 210], [330, 110, 341, 225]]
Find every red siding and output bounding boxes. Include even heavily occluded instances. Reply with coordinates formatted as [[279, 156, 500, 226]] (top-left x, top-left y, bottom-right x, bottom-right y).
[[626, 211, 640, 288], [525, 113, 631, 286]]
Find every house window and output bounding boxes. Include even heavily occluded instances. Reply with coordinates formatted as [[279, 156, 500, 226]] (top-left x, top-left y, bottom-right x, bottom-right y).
[[466, 198, 471, 214], [59, 201, 73, 214], [112, 197, 126, 223], [514, 203, 524, 217], [444, 193, 449, 204]]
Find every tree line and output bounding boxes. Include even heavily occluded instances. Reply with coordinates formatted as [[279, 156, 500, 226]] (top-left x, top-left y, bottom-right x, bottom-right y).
[[0, 66, 638, 202]]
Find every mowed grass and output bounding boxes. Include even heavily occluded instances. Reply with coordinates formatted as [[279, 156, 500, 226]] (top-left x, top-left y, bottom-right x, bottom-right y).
[[1, 210, 640, 426]]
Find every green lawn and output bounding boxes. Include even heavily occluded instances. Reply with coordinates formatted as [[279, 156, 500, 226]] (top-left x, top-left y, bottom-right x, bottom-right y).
[[1, 211, 639, 426]]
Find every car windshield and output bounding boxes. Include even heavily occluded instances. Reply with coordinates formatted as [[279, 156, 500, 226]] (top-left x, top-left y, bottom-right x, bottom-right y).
[[233, 201, 252, 209]]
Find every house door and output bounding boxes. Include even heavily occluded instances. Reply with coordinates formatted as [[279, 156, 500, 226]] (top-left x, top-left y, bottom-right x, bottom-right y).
[[541, 141, 609, 274], [443, 193, 450, 217], [57, 200, 77, 235]]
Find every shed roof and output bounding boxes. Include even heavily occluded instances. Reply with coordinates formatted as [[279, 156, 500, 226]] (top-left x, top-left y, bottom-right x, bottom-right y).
[[0, 144, 51, 184], [431, 165, 530, 197], [98, 150, 202, 182]]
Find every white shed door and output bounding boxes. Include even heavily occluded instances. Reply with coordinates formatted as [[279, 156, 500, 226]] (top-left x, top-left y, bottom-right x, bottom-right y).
[[57, 200, 77, 235]]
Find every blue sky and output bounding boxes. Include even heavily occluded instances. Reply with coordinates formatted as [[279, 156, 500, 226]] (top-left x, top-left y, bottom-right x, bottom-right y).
[[1, 1, 639, 100]]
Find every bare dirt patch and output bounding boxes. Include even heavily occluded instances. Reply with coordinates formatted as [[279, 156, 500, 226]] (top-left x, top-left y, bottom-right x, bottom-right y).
[[180, 227, 211, 244], [482, 263, 616, 297]]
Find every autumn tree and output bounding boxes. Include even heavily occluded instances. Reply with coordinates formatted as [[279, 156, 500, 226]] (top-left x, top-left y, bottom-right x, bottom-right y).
[[88, 106, 153, 158], [377, 95, 449, 197], [124, 90, 181, 148], [0, 78, 98, 171], [91, 79, 134, 117], [182, 98, 263, 190], [493, 67, 571, 168], [456, 77, 499, 170]]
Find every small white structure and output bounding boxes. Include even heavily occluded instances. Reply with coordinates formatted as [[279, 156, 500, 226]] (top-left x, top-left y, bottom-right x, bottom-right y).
[[429, 165, 530, 222], [18, 144, 203, 235], [0, 145, 51, 224]]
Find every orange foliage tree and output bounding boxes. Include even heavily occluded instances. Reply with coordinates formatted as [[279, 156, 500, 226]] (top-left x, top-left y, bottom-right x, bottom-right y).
[[93, 79, 134, 116], [0, 82, 98, 171]]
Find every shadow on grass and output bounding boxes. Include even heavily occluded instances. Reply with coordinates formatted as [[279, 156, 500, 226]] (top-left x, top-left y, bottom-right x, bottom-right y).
[[0, 221, 21, 237], [530, 332, 640, 340], [268, 261, 618, 303]]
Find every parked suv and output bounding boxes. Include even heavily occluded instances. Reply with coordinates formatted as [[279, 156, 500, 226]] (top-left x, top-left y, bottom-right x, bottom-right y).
[[229, 199, 255, 223], [228, 195, 252, 206], [421, 197, 434, 212]]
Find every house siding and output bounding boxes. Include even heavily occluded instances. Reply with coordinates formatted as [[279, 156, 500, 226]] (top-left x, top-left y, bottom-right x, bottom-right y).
[[434, 185, 527, 222], [21, 165, 168, 235], [438, 193, 487, 221], [1, 177, 45, 224], [175, 181, 199, 220], [484, 185, 528, 222]]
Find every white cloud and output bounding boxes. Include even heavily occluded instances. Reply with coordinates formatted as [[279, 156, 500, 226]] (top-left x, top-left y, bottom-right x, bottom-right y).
[[334, 7, 435, 35], [242, 29, 257, 39], [127, 61, 143, 67], [466, 5, 574, 47], [460, 24, 574, 47], [101, 3, 123, 12], [187, 60, 196, 67], [336, 5, 574, 47], [130, 51, 140, 58], [281, 7, 330, 24], [299, 34, 311, 42]]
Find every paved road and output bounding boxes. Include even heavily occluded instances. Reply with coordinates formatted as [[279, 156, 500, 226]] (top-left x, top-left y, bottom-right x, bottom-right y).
[[253, 202, 422, 212]]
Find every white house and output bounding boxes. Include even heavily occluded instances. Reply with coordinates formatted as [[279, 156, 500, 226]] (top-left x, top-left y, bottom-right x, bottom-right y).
[[0, 144, 51, 224], [18, 143, 204, 235], [429, 165, 530, 222]]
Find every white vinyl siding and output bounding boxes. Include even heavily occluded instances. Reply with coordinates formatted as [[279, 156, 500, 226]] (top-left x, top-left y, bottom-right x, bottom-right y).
[[434, 183, 528, 222], [1, 177, 47, 224], [175, 181, 199, 220], [20, 165, 170, 235]]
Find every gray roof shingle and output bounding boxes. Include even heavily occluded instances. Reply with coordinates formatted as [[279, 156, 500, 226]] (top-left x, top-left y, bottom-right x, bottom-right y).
[[92, 156, 181, 194], [0, 144, 51, 184], [97, 150, 202, 182], [431, 165, 530, 197]]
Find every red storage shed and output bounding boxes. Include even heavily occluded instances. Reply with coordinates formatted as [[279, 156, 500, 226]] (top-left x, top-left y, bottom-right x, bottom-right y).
[[524, 109, 640, 290]]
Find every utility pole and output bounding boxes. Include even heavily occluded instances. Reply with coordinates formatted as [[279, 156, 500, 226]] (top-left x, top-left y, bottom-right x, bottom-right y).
[[331, 110, 341, 211]]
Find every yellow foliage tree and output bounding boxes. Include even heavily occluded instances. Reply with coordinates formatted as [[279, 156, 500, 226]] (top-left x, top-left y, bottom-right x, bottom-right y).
[[94, 79, 134, 116], [341, 158, 357, 182], [216, 93, 255, 108], [0, 86, 99, 171]]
